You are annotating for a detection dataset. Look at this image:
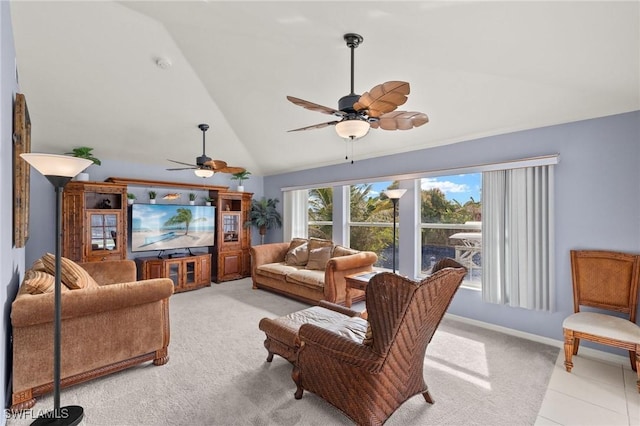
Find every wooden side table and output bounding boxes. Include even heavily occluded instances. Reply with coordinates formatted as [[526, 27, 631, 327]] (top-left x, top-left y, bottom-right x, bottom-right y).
[[345, 271, 380, 308]]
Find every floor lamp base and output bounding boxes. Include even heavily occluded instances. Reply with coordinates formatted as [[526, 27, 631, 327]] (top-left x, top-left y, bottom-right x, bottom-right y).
[[31, 405, 84, 426]]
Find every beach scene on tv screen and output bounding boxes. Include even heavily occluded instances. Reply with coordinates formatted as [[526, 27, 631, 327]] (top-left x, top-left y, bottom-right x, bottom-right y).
[[131, 204, 215, 252]]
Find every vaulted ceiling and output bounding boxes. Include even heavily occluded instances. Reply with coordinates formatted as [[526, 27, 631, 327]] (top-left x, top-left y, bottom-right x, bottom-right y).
[[10, 1, 639, 176]]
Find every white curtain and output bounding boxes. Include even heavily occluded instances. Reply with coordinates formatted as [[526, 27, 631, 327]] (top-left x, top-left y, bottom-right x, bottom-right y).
[[283, 189, 308, 241], [481, 165, 555, 311]]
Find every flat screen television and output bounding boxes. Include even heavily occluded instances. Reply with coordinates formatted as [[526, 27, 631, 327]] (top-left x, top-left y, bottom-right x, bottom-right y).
[[130, 204, 215, 253]]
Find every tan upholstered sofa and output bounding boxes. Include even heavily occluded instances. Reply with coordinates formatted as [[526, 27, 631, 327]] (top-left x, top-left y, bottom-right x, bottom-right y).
[[251, 238, 378, 305], [11, 256, 174, 411]]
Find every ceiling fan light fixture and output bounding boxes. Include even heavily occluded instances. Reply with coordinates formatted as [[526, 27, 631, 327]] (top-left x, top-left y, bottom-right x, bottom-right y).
[[194, 168, 214, 178], [335, 118, 370, 140]]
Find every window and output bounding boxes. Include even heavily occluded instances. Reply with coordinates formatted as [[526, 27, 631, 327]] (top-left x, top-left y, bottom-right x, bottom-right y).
[[348, 182, 395, 269], [419, 174, 482, 286], [308, 187, 333, 240]]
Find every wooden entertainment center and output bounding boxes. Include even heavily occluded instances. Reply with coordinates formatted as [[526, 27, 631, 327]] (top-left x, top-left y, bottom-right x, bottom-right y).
[[61, 177, 252, 291]]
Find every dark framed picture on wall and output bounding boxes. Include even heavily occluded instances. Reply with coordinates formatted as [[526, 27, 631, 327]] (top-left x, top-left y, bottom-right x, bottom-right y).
[[13, 93, 31, 248]]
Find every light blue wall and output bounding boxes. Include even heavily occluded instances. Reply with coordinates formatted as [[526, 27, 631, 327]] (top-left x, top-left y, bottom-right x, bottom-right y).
[[1, 0, 22, 416], [25, 160, 264, 267], [264, 111, 640, 347]]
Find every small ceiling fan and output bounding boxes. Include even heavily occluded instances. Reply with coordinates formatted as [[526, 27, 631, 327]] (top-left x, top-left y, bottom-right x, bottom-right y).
[[286, 33, 429, 141], [167, 124, 245, 178]]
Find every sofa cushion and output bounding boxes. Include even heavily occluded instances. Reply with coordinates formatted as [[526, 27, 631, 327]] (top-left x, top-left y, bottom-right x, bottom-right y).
[[306, 246, 333, 270], [333, 245, 360, 257], [308, 237, 333, 251], [41, 253, 99, 290], [257, 262, 301, 281], [31, 258, 47, 272], [285, 238, 309, 266], [286, 268, 325, 289], [286, 242, 309, 266], [22, 270, 70, 294]]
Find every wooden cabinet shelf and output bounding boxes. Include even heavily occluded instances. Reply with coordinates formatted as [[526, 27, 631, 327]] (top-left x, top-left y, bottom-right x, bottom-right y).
[[62, 181, 127, 262], [137, 253, 211, 293]]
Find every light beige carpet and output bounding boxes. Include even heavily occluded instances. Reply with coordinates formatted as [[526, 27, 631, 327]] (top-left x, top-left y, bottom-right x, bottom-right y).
[[7, 278, 558, 425]]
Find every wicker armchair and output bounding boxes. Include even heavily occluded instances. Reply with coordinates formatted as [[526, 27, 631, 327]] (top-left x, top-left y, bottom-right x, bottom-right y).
[[292, 262, 467, 425]]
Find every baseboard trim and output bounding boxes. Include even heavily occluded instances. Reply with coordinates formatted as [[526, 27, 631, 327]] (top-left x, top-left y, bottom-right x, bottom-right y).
[[444, 313, 631, 368]]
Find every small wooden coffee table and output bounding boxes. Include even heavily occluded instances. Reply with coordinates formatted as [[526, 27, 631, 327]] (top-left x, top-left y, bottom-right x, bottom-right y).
[[345, 271, 380, 308]]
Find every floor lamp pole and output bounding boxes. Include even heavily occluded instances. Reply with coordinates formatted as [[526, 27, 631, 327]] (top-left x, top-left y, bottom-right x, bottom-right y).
[[383, 189, 407, 275], [391, 198, 398, 274], [20, 154, 91, 426]]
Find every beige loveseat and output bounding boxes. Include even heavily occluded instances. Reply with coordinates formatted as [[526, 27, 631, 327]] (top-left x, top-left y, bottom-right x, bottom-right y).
[[251, 238, 378, 305], [11, 255, 173, 411]]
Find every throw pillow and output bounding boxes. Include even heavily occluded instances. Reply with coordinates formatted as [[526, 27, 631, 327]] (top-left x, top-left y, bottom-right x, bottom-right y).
[[333, 245, 359, 257], [308, 237, 333, 251], [285, 242, 309, 266], [31, 258, 47, 272], [22, 270, 70, 294], [41, 253, 99, 290], [305, 246, 333, 270]]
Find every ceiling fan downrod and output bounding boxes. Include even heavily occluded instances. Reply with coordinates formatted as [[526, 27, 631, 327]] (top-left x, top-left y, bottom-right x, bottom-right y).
[[197, 123, 211, 166], [339, 33, 364, 112]]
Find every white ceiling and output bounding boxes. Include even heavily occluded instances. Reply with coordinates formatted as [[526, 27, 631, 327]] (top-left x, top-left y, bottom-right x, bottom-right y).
[[10, 1, 639, 176]]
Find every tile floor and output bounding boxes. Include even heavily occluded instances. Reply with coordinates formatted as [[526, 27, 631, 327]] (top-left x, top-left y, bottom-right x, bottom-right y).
[[535, 353, 640, 425]]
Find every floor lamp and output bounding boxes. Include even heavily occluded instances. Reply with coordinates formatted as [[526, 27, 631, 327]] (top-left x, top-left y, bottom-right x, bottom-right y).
[[20, 153, 92, 426], [383, 189, 407, 274]]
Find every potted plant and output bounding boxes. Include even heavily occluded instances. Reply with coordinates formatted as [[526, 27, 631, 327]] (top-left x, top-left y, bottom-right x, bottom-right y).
[[148, 190, 157, 204], [230, 170, 251, 192], [127, 193, 136, 205], [204, 196, 213, 206], [66, 146, 101, 181], [245, 197, 282, 244], [188, 193, 197, 205]]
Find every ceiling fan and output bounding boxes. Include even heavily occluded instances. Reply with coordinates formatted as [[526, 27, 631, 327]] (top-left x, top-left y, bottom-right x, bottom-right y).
[[286, 33, 429, 142], [167, 124, 245, 178]]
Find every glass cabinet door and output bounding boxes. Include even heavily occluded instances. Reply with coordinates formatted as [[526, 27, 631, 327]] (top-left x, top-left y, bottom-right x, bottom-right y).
[[88, 211, 120, 252], [222, 213, 240, 243]]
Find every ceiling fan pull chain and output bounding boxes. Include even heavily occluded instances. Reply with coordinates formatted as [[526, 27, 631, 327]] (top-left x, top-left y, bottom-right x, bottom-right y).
[[351, 139, 355, 164]]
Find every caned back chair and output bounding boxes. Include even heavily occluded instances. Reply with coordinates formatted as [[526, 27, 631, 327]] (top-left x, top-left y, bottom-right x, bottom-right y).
[[563, 250, 640, 392], [292, 261, 467, 425]]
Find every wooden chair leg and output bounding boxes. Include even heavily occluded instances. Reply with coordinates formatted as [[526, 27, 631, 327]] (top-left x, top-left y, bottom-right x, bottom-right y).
[[422, 389, 434, 404], [563, 328, 575, 372], [634, 347, 640, 393], [292, 365, 303, 399], [629, 349, 637, 372], [573, 337, 580, 355]]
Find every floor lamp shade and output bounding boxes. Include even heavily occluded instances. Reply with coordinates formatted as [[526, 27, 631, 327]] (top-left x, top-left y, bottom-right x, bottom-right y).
[[20, 153, 90, 426], [20, 153, 92, 178]]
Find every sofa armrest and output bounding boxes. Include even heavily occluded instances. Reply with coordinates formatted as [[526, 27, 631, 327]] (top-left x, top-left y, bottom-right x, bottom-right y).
[[78, 260, 137, 285], [12, 278, 174, 328], [251, 242, 289, 267], [323, 251, 378, 303]]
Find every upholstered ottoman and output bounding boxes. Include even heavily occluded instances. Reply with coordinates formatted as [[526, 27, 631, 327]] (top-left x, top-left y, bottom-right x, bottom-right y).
[[258, 301, 365, 363]]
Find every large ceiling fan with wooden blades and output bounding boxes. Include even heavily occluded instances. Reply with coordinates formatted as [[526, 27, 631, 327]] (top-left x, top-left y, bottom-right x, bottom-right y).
[[167, 124, 246, 177], [286, 33, 429, 141]]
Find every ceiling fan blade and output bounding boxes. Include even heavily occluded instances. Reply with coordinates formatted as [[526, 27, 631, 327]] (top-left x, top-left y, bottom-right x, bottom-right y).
[[353, 81, 410, 117], [217, 166, 246, 174], [370, 111, 429, 131], [166, 167, 196, 171], [168, 159, 198, 167], [287, 96, 346, 117], [287, 120, 340, 132], [203, 159, 228, 170]]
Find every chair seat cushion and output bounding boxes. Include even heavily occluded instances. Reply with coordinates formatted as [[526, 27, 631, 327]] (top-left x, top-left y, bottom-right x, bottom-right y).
[[563, 312, 640, 343]]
